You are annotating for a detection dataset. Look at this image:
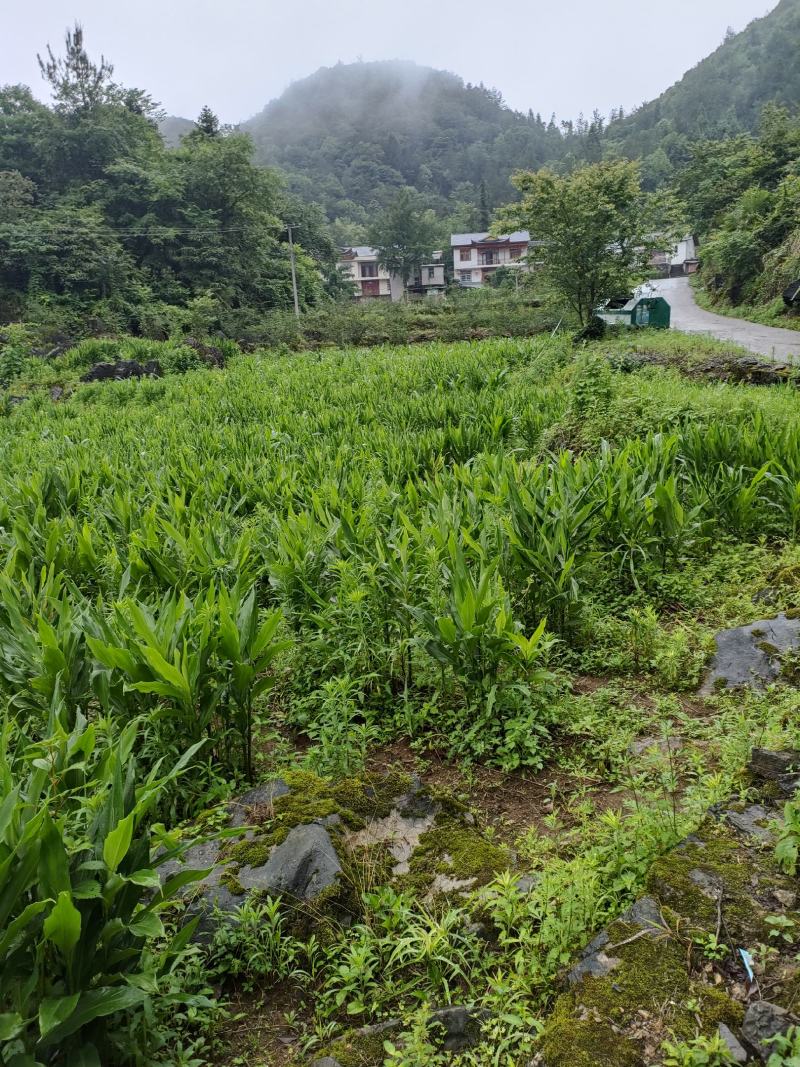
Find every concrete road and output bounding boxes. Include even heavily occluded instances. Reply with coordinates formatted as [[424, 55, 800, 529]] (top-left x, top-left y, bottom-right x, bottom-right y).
[[645, 276, 800, 362]]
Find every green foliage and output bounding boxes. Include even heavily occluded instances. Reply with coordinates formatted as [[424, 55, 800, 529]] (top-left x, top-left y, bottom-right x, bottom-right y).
[[0, 707, 214, 1065], [766, 1025, 800, 1066], [497, 161, 665, 323], [0, 28, 338, 335], [660, 1032, 737, 1066], [367, 187, 437, 286], [775, 793, 800, 874], [607, 1, 800, 165]]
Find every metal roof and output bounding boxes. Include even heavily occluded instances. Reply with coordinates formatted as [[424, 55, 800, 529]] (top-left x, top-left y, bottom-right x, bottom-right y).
[[340, 246, 379, 258], [450, 231, 530, 246]]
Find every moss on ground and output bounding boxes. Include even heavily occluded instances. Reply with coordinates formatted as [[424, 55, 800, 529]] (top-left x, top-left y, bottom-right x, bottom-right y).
[[538, 995, 644, 1067], [538, 923, 742, 1065], [402, 813, 511, 897], [323, 1027, 387, 1066], [646, 817, 787, 944]]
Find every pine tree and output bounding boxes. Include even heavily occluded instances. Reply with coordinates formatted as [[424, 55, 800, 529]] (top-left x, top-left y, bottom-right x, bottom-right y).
[[195, 106, 221, 137], [38, 23, 114, 113], [478, 180, 491, 230]]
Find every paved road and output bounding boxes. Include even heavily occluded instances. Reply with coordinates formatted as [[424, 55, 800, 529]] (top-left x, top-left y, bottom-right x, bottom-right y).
[[645, 276, 800, 362]]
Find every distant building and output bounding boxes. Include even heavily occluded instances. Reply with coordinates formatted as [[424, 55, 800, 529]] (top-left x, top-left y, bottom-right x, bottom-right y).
[[450, 231, 533, 288], [338, 247, 404, 301], [338, 247, 447, 300], [650, 235, 699, 278], [408, 251, 446, 298]]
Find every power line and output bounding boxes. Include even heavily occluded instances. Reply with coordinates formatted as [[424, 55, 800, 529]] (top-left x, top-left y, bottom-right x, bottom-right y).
[[0, 223, 268, 239]]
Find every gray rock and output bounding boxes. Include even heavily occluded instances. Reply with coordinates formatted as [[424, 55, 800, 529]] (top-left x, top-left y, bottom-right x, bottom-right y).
[[689, 869, 723, 900], [309, 1059, 342, 1067], [464, 921, 493, 942], [81, 359, 162, 382], [618, 895, 668, 934], [431, 1005, 490, 1051], [515, 874, 538, 895], [227, 778, 290, 827], [567, 951, 621, 984], [742, 1001, 795, 1061], [725, 804, 774, 842], [718, 1023, 748, 1064], [749, 749, 800, 782], [239, 823, 341, 900], [778, 772, 800, 797], [628, 735, 682, 758], [701, 615, 800, 693]]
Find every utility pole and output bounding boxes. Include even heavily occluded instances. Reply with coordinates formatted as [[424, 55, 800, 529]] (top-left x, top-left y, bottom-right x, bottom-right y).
[[287, 223, 300, 319]]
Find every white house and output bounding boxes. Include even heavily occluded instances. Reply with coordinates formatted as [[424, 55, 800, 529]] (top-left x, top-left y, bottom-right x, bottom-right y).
[[338, 247, 405, 301], [650, 235, 699, 278], [409, 251, 446, 298], [338, 247, 447, 300], [450, 231, 533, 288]]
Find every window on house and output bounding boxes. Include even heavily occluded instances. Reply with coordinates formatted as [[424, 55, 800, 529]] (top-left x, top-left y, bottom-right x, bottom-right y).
[[459, 249, 471, 262], [427, 267, 435, 280], [360, 262, 378, 278]]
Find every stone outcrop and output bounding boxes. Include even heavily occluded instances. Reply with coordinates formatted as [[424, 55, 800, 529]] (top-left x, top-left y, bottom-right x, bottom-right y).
[[81, 359, 162, 382], [161, 769, 511, 936], [535, 751, 800, 1066], [700, 613, 800, 693]]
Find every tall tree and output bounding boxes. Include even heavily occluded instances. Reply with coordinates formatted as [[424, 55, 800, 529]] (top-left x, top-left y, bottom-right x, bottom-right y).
[[194, 106, 221, 138], [497, 160, 660, 324], [478, 180, 491, 229], [38, 23, 114, 113], [366, 187, 435, 288]]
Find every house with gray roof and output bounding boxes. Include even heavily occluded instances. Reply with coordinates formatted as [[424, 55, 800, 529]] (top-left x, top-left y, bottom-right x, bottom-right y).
[[451, 231, 535, 288]]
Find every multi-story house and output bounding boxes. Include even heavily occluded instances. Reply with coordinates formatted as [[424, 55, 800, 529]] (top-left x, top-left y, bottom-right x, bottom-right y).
[[451, 231, 532, 288], [338, 246, 404, 301], [339, 247, 447, 300], [408, 251, 446, 298], [649, 235, 699, 278]]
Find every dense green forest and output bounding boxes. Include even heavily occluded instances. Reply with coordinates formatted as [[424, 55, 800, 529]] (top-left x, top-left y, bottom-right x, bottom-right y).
[[241, 61, 567, 240], [680, 104, 800, 316], [607, 0, 800, 180], [0, 28, 344, 337]]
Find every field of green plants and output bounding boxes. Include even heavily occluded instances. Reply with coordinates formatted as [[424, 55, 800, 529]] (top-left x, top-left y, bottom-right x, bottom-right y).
[[2, 331, 800, 1066]]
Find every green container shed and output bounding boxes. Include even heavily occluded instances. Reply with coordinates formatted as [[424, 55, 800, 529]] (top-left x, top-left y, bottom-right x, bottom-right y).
[[595, 295, 671, 329]]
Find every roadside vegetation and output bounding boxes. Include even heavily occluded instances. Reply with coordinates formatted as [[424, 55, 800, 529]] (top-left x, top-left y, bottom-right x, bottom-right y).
[[683, 105, 800, 327], [1, 329, 800, 1065]]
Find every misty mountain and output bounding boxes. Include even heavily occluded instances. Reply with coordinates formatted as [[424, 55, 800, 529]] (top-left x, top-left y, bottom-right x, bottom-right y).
[[159, 1, 800, 225], [158, 115, 195, 148], [239, 61, 566, 227]]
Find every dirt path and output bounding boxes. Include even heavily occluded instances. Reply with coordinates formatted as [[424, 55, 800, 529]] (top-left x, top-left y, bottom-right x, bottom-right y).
[[646, 276, 800, 362]]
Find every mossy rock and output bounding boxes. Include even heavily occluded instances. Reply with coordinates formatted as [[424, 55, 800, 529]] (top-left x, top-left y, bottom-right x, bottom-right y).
[[646, 817, 788, 944], [538, 995, 643, 1067], [538, 915, 742, 1065], [400, 813, 511, 898], [323, 1026, 388, 1066]]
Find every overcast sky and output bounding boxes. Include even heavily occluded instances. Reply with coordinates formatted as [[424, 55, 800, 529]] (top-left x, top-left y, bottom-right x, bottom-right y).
[[5, 0, 778, 124]]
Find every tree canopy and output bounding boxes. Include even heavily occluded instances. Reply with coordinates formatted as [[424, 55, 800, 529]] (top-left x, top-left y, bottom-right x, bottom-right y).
[[0, 24, 341, 335], [497, 161, 660, 324]]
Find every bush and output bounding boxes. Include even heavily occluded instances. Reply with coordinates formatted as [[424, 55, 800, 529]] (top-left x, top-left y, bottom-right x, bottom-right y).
[[0, 707, 215, 1066]]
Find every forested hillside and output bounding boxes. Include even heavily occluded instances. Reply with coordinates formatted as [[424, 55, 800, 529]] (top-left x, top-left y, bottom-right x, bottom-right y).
[[606, 0, 800, 186], [0, 29, 341, 336], [241, 61, 569, 239]]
